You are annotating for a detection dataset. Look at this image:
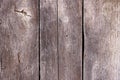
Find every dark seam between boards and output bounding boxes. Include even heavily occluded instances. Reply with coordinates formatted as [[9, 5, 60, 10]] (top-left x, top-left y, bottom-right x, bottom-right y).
[[38, 0, 40, 79], [82, 0, 84, 80], [57, 0, 59, 80]]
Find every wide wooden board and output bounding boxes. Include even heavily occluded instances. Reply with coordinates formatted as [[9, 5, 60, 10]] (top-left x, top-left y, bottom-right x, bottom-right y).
[[0, 0, 39, 80], [84, 0, 120, 80], [58, 0, 82, 80], [40, 0, 58, 80]]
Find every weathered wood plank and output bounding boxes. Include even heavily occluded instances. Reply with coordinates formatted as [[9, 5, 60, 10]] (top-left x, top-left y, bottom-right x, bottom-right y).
[[84, 0, 120, 80], [58, 0, 82, 80], [0, 0, 39, 80], [40, 0, 58, 80]]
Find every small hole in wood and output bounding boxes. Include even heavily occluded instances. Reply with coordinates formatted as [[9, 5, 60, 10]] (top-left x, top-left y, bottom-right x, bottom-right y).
[[66, 35, 68, 37]]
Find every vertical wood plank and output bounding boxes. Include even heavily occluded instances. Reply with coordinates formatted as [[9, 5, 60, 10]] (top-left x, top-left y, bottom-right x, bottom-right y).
[[40, 0, 58, 80], [58, 0, 82, 80], [84, 0, 120, 80], [0, 0, 39, 80]]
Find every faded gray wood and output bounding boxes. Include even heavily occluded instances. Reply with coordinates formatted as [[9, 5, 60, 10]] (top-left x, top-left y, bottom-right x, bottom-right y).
[[0, 0, 39, 80], [40, 0, 58, 80], [58, 0, 82, 80], [84, 0, 120, 80]]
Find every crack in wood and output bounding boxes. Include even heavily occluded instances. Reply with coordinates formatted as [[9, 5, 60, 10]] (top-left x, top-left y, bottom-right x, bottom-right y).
[[0, 19, 2, 24], [18, 52, 21, 64], [14, 9, 31, 17], [0, 55, 2, 71]]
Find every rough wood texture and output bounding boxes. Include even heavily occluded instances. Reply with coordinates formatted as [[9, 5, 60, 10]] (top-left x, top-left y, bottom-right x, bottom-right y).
[[40, 0, 58, 80], [84, 0, 120, 80], [58, 0, 82, 80], [0, 0, 39, 80]]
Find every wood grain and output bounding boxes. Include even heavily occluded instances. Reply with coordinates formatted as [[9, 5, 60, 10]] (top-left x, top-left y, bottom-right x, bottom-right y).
[[58, 0, 82, 80], [0, 0, 39, 80], [40, 0, 58, 80], [84, 0, 120, 80]]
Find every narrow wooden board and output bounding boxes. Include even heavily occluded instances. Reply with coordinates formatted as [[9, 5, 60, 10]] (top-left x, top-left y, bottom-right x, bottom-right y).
[[58, 0, 82, 80], [40, 0, 58, 80], [84, 0, 120, 80], [0, 0, 39, 80]]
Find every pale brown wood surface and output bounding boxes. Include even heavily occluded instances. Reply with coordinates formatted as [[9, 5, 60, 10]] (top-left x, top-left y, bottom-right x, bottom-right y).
[[40, 0, 58, 80], [58, 0, 82, 80], [84, 0, 120, 80], [0, 0, 39, 80], [2, 0, 118, 80]]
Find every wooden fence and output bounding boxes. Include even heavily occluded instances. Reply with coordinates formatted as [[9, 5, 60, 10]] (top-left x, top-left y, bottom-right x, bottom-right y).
[[0, 0, 119, 80]]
